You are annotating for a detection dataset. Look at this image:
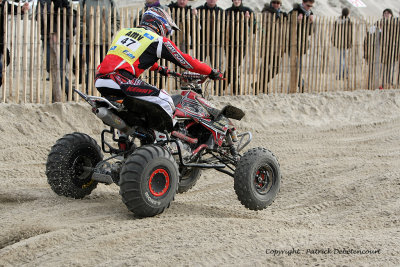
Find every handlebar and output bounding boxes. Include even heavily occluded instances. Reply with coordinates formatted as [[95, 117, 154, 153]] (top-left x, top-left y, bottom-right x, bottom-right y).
[[168, 71, 222, 83]]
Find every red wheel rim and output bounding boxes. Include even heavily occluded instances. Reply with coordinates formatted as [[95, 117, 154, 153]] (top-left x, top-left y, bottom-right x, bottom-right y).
[[149, 168, 170, 197], [254, 165, 274, 194]]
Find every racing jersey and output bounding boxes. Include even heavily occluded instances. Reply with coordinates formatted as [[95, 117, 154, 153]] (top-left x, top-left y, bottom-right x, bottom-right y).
[[97, 27, 213, 77]]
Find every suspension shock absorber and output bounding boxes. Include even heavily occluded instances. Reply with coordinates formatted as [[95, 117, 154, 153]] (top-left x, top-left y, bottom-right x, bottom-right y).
[[226, 131, 239, 158], [230, 128, 238, 142]]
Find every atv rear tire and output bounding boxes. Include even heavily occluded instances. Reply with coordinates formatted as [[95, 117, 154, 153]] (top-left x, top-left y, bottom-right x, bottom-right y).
[[177, 167, 201, 194], [119, 145, 179, 217], [46, 132, 103, 199], [234, 147, 281, 210]]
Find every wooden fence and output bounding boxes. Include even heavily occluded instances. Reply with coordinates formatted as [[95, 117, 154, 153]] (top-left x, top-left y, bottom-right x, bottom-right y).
[[1, 3, 400, 103]]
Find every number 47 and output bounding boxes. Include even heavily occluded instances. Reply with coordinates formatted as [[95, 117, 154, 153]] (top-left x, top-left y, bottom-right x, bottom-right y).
[[121, 38, 136, 46]]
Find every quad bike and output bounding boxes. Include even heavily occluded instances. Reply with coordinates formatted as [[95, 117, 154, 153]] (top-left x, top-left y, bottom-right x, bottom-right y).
[[46, 72, 281, 217]]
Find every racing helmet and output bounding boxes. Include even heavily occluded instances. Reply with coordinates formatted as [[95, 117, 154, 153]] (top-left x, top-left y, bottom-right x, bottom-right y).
[[140, 7, 180, 37]]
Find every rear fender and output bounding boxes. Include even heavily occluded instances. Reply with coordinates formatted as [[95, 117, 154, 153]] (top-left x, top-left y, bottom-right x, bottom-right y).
[[221, 105, 245, 121]]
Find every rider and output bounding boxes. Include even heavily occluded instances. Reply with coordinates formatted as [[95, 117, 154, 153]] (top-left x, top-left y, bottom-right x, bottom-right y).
[[95, 7, 223, 130]]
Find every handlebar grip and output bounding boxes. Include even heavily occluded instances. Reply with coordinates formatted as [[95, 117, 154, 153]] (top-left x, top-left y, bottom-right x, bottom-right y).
[[168, 70, 181, 77]]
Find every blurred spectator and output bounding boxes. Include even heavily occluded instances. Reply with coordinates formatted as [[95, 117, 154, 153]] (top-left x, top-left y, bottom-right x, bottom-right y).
[[380, 9, 396, 87], [168, 0, 190, 10], [37, 0, 76, 95], [194, 0, 223, 66], [261, 0, 288, 92], [262, 0, 287, 19], [289, 0, 315, 91], [79, 0, 120, 91], [332, 7, 353, 80], [168, 0, 193, 53], [1, 0, 29, 87], [383, 8, 393, 19], [364, 8, 397, 88], [289, 0, 314, 52], [225, 0, 254, 94]]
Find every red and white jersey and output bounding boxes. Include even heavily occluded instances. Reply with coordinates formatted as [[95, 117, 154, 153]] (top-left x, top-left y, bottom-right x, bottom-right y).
[[97, 27, 213, 77]]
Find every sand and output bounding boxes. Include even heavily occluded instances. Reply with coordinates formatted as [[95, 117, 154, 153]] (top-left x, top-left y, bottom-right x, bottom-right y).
[[0, 89, 399, 266]]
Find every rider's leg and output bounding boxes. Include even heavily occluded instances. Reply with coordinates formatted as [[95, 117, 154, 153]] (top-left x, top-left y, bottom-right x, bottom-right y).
[[120, 79, 175, 120]]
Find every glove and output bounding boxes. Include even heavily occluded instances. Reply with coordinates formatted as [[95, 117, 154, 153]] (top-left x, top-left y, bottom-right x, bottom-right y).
[[209, 69, 223, 80], [157, 66, 170, 76]]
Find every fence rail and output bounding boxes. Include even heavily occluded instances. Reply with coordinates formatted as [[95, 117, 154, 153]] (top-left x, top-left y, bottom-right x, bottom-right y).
[[1, 3, 399, 103]]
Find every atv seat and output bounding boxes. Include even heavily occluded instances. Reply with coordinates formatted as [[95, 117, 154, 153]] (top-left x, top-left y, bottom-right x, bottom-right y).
[[122, 96, 174, 132]]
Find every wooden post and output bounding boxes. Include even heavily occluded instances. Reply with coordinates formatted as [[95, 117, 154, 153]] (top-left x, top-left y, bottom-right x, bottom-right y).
[[50, 33, 62, 102], [41, 4, 48, 102], [2, 2, 8, 102], [289, 12, 298, 93], [299, 15, 307, 93], [61, 7, 67, 101], [242, 13, 249, 95], [380, 18, 388, 88], [306, 18, 315, 93], [9, 3, 14, 100], [191, 8, 196, 59], [22, 8, 28, 103], [68, 6, 74, 101], [201, 9, 205, 64], [238, 12, 244, 95], [94, 6, 101, 96], [107, 7, 112, 57], [30, 3, 37, 102], [259, 13, 267, 94], [334, 15, 340, 91], [367, 17, 372, 89], [81, 5, 87, 95], [88, 7, 94, 95], [218, 11, 225, 96], [75, 5, 81, 101], [248, 12, 254, 95], [277, 15, 285, 94], [269, 14, 276, 94], [257, 13, 264, 95], [311, 17, 320, 93], [228, 12, 234, 95], [387, 18, 395, 88], [282, 16, 289, 94], [372, 19, 381, 89], [394, 19, 400, 88], [321, 17, 328, 92], [15, 4, 21, 103], [215, 10, 221, 96], [353, 19, 359, 90], [343, 17, 349, 90]]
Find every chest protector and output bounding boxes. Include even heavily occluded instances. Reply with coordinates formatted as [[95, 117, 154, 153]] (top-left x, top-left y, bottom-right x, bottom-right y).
[[107, 28, 160, 65]]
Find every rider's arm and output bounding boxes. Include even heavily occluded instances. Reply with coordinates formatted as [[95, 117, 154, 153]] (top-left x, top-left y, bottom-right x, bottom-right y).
[[159, 37, 213, 75], [149, 63, 160, 71]]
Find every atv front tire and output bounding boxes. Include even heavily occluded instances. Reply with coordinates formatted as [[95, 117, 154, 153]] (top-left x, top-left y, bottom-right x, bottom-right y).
[[46, 132, 103, 199], [119, 145, 179, 217], [234, 147, 281, 210]]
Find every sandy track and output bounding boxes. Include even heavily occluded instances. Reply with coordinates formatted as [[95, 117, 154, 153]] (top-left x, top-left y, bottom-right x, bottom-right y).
[[0, 90, 399, 266]]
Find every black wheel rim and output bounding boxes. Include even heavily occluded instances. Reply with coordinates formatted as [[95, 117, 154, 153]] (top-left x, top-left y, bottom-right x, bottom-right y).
[[71, 154, 94, 187], [254, 164, 275, 194]]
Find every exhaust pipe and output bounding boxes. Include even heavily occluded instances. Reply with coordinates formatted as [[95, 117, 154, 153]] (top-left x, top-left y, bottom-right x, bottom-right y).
[[95, 107, 132, 133]]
